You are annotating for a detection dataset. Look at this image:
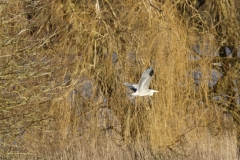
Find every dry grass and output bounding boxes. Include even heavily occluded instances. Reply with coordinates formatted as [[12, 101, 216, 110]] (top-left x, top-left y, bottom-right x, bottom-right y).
[[0, 0, 239, 159]]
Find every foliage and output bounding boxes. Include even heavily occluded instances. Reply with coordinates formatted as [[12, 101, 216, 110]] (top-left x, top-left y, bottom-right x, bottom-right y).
[[0, 0, 239, 159]]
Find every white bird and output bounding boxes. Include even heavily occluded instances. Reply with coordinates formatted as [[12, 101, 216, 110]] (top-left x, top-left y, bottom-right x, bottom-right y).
[[123, 67, 158, 98]]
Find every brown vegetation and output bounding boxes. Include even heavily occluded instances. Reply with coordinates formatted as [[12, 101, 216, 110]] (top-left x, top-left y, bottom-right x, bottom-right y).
[[0, 0, 240, 159]]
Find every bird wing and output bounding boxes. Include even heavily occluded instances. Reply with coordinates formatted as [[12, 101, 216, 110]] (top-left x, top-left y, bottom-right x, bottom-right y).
[[123, 82, 138, 92], [138, 68, 154, 91]]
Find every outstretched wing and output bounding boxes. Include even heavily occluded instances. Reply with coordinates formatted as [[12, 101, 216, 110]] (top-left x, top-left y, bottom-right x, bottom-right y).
[[138, 68, 154, 91], [123, 82, 138, 92]]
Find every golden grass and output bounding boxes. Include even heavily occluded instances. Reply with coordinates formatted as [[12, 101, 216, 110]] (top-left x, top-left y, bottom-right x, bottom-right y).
[[0, 0, 239, 159]]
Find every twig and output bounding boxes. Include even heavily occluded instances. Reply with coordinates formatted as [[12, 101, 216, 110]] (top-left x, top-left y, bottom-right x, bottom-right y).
[[148, 0, 162, 13]]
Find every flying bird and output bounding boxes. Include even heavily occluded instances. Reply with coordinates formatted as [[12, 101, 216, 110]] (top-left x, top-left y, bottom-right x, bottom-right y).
[[123, 67, 158, 98]]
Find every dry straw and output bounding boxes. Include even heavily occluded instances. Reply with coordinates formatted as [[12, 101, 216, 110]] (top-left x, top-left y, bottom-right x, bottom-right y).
[[0, 0, 239, 159]]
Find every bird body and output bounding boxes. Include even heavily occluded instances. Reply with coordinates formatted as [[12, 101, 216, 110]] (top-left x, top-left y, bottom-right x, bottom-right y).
[[132, 89, 158, 96], [123, 68, 158, 98]]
